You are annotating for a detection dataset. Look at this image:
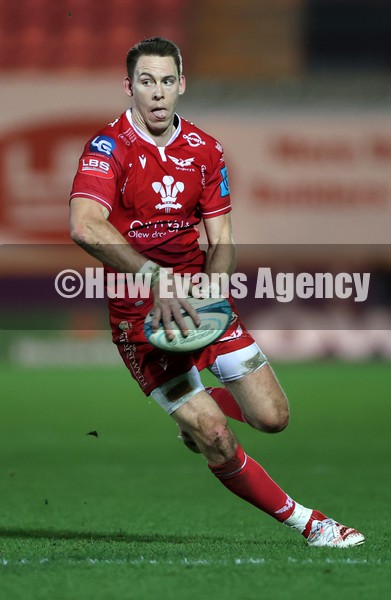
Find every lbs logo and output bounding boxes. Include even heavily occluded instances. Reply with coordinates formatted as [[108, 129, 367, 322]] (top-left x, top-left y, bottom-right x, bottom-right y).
[[89, 135, 116, 156], [79, 157, 113, 179]]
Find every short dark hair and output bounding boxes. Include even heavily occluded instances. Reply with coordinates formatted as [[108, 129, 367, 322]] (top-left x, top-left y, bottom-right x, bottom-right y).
[[126, 37, 183, 80]]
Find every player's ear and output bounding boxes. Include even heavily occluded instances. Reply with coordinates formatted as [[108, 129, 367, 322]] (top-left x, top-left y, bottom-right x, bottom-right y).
[[124, 77, 133, 97], [179, 75, 186, 96]]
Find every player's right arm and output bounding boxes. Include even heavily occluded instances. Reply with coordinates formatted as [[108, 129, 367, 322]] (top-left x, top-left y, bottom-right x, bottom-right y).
[[70, 196, 147, 272], [69, 197, 200, 338]]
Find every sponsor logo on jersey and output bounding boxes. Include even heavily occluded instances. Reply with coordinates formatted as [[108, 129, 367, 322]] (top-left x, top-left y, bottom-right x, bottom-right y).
[[201, 164, 206, 189], [139, 155, 147, 169], [121, 173, 130, 194], [119, 127, 137, 144], [219, 166, 230, 197], [167, 155, 195, 168], [219, 322, 243, 343], [152, 175, 184, 213], [128, 219, 190, 235], [79, 157, 113, 179], [183, 132, 206, 147], [89, 135, 116, 156], [119, 133, 131, 146]]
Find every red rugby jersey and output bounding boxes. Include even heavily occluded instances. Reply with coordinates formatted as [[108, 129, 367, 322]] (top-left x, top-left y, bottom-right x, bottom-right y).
[[70, 109, 232, 318], [71, 109, 231, 270]]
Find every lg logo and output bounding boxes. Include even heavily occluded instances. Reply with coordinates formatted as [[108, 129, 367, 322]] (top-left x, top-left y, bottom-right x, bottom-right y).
[[89, 135, 116, 156]]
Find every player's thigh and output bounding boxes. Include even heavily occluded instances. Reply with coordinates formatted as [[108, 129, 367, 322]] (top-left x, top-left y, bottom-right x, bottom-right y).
[[226, 364, 290, 432]]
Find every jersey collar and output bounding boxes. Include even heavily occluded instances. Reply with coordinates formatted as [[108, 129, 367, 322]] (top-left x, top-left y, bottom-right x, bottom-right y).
[[126, 109, 182, 147]]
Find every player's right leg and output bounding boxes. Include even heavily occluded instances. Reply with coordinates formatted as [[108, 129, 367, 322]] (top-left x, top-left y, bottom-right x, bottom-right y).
[[171, 390, 237, 464], [150, 369, 237, 464]]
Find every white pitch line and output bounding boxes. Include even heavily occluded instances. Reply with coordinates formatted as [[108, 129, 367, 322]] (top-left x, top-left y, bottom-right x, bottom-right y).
[[0, 557, 388, 568]]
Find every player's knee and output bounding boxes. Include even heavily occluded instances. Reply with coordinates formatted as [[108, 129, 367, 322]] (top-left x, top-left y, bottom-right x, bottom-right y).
[[263, 409, 289, 433], [199, 417, 232, 448], [245, 405, 290, 433], [192, 415, 236, 459]]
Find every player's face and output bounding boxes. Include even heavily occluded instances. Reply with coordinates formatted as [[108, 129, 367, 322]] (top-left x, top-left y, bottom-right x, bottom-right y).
[[125, 55, 185, 139]]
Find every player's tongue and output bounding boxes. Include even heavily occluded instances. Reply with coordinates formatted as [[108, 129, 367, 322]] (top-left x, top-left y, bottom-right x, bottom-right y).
[[152, 108, 167, 120]]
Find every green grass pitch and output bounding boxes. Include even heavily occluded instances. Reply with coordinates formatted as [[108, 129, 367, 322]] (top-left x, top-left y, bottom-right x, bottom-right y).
[[0, 361, 390, 600]]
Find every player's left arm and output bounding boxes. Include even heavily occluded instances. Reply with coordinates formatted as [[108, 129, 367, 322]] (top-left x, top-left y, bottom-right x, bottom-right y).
[[203, 212, 237, 280]]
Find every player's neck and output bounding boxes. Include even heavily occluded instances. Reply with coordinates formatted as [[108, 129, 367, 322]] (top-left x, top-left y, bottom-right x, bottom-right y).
[[131, 110, 176, 147], [148, 126, 176, 147]]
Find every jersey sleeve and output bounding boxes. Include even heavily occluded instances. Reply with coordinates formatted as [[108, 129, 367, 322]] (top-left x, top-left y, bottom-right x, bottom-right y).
[[198, 141, 232, 219], [70, 133, 122, 213]]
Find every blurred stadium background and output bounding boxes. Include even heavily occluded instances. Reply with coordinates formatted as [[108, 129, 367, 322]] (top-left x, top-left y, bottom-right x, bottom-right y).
[[1, 0, 391, 366]]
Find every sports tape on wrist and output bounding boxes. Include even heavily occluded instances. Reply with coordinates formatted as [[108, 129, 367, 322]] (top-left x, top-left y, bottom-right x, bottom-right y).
[[138, 260, 158, 275], [138, 260, 168, 288]]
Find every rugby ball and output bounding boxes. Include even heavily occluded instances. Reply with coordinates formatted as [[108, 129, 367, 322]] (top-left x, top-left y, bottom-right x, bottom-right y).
[[144, 296, 232, 352]]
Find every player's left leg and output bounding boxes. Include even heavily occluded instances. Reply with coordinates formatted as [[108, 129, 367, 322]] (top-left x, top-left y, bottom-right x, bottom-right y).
[[205, 350, 364, 547], [180, 362, 288, 451], [207, 341, 289, 432], [225, 362, 289, 432], [178, 342, 288, 450]]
